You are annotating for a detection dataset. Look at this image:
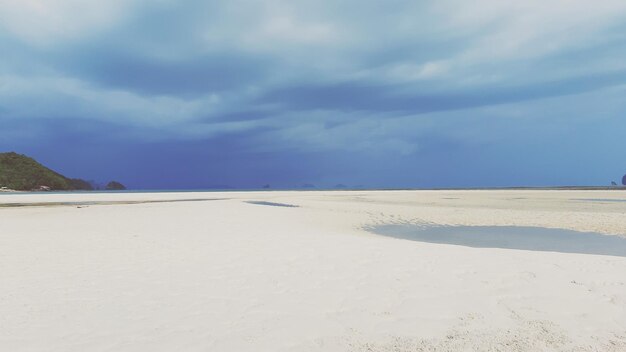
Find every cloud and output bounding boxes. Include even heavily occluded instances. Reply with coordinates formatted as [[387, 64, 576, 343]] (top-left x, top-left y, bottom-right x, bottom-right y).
[[259, 68, 626, 115], [55, 49, 271, 96], [1, 0, 626, 187], [0, 0, 140, 46]]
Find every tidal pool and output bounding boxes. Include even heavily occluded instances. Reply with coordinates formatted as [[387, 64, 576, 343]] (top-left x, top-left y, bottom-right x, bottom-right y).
[[367, 224, 626, 257]]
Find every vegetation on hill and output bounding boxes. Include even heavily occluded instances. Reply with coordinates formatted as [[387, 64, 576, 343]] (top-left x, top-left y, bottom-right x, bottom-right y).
[[0, 152, 123, 191], [69, 178, 94, 191], [0, 152, 74, 190]]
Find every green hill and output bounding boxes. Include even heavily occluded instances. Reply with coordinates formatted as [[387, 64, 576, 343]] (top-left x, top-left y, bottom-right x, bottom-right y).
[[0, 152, 93, 191]]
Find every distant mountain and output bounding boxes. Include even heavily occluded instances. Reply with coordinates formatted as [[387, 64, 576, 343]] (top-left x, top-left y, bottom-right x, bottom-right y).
[[623, 174, 626, 186], [0, 152, 122, 191]]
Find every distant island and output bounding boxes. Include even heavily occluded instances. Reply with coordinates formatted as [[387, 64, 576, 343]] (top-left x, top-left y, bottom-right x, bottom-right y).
[[0, 152, 126, 192], [105, 181, 127, 191]]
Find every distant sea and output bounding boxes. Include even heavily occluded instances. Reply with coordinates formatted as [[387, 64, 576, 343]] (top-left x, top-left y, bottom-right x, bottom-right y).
[[1, 185, 625, 195]]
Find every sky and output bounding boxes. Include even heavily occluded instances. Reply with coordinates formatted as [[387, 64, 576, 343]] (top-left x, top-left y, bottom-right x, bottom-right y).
[[1, 0, 626, 189]]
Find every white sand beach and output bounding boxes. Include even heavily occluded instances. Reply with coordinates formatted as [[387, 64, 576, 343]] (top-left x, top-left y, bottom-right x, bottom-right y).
[[1, 190, 626, 351]]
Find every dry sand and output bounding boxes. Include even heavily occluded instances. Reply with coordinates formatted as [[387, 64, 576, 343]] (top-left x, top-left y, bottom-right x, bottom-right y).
[[1, 190, 626, 351]]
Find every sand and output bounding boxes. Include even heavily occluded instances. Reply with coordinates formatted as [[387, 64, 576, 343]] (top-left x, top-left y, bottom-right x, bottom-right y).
[[1, 190, 625, 351]]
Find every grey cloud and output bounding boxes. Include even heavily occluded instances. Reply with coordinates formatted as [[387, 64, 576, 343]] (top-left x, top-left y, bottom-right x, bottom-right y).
[[259, 69, 626, 115], [50, 48, 271, 97]]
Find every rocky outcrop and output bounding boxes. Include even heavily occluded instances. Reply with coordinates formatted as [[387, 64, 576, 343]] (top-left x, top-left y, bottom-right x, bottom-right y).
[[105, 181, 127, 191]]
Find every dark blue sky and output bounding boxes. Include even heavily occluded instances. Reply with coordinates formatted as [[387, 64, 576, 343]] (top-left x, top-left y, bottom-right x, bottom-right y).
[[1, 1, 626, 189]]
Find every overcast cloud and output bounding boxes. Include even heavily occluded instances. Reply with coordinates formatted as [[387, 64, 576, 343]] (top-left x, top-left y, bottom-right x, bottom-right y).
[[1, 0, 626, 188]]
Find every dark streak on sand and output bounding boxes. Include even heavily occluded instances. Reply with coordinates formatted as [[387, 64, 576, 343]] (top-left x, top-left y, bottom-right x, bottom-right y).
[[0, 198, 227, 208], [245, 201, 299, 208]]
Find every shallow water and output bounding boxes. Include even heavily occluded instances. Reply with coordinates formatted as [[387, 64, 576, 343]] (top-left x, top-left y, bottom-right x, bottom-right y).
[[572, 198, 626, 203], [368, 224, 626, 257]]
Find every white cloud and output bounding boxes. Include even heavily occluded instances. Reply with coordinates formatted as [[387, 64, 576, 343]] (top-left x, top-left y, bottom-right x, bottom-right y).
[[0, 0, 139, 46], [433, 0, 626, 67], [375, 60, 450, 83]]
